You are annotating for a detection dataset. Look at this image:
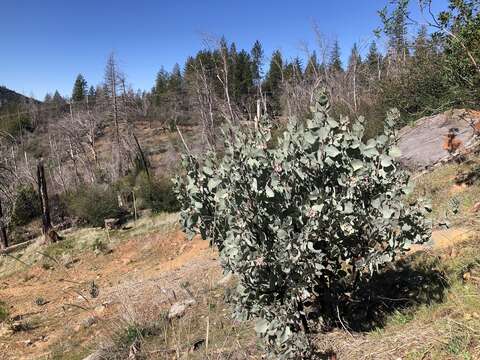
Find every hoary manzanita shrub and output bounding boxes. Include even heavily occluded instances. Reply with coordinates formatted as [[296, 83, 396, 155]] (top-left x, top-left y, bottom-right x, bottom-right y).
[[174, 94, 431, 359]]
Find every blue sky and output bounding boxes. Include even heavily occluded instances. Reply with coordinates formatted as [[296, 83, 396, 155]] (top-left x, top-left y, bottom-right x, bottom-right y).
[[0, 0, 449, 100]]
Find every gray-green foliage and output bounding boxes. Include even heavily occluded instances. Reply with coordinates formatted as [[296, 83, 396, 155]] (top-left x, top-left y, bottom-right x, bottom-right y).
[[174, 93, 431, 359]]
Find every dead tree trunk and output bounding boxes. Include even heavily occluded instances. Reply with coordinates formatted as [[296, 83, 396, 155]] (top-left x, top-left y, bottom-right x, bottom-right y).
[[37, 160, 61, 244], [0, 198, 8, 250]]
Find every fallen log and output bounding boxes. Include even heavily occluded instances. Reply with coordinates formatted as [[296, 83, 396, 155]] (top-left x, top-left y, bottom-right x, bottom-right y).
[[0, 239, 36, 256]]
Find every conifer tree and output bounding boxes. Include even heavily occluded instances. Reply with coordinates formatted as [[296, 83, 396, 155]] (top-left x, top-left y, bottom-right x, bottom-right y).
[[304, 51, 320, 81], [168, 63, 183, 94], [264, 50, 284, 115], [347, 43, 362, 71], [251, 40, 264, 85], [88, 85, 96, 100], [379, 0, 409, 62], [329, 40, 343, 72], [52, 90, 65, 105], [153, 67, 169, 106], [72, 74, 88, 102], [366, 41, 382, 79], [232, 49, 254, 100], [285, 57, 303, 82]]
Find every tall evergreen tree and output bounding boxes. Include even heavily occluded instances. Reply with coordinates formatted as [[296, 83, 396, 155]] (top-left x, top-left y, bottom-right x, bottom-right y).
[[264, 50, 284, 114], [366, 41, 381, 75], [305, 51, 320, 81], [329, 40, 343, 72], [379, 0, 409, 61], [168, 63, 183, 93], [72, 74, 88, 102], [251, 40, 264, 84], [52, 90, 65, 105], [285, 57, 303, 82], [153, 67, 169, 106], [347, 43, 362, 72], [88, 85, 96, 100], [232, 50, 254, 100]]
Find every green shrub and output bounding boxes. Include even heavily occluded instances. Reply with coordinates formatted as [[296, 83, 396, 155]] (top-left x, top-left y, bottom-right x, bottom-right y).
[[135, 172, 179, 213], [11, 185, 41, 226], [0, 114, 32, 137], [174, 93, 431, 359], [66, 185, 122, 227]]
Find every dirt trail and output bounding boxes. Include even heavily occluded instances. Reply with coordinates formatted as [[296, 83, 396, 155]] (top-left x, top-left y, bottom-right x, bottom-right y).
[[430, 227, 474, 249]]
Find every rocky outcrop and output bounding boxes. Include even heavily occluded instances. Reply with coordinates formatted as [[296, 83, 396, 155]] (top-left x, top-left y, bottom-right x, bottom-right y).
[[398, 109, 480, 169]]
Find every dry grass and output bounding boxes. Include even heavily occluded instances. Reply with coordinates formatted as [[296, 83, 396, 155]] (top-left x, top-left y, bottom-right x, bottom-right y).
[[0, 212, 179, 279], [73, 236, 480, 360], [91, 268, 259, 360], [411, 157, 480, 227], [313, 239, 480, 360]]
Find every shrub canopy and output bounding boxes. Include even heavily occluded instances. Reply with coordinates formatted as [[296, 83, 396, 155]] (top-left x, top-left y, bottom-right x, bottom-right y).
[[174, 93, 431, 358], [66, 185, 122, 227]]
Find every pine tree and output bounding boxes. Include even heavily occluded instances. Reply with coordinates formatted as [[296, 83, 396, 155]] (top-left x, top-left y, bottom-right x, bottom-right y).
[[52, 90, 65, 105], [232, 50, 254, 100], [413, 26, 429, 60], [285, 57, 303, 82], [329, 40, 343, 72], [379, 0, 409, 62], [366, 41, 381, 77], [88, 85, 96, 99], [304, 51, 319, 81], [72, 74, 88, 102], [168, 63, 183, 94], [347, 43, 362, 72], [264, 50, 284, 115], [153, 67, 169, 106], [251, 40, 264, 85], [43, 93, 53, 103]]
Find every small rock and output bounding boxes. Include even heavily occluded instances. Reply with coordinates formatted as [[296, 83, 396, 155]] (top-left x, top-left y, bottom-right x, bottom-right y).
[[473, 202, 480, 212], [94, 305, 106, 315], [104, 218, 121, 230], [168, 299, 196, 320], [82, 315, 98, 328], [24, 339, 33, 346]]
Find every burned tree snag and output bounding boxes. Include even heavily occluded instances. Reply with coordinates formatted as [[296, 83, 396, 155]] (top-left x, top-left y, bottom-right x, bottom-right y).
[[0, 197, 8, 250], [37, 160, 61, 243]]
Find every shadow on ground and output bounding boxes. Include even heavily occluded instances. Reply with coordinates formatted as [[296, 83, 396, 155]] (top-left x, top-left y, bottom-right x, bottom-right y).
[[340, 253, 447, 332], [308, 252, 448, 335]]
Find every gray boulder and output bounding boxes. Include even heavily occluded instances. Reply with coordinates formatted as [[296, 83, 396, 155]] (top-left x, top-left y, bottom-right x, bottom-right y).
[[397, 109, 480, 169]]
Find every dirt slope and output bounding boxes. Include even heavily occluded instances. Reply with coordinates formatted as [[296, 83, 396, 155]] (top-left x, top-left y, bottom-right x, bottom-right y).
[[0, 216, 220, 360]]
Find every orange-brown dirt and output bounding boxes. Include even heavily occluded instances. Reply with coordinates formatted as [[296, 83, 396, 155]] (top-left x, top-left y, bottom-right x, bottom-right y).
[[0, 226, 220, 360]]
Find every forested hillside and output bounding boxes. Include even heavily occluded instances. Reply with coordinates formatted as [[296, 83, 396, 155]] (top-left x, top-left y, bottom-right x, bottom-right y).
[[0, 86, 36, 108]]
